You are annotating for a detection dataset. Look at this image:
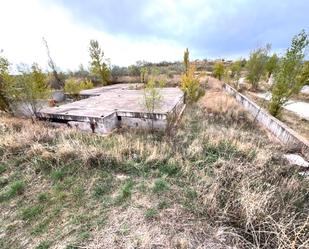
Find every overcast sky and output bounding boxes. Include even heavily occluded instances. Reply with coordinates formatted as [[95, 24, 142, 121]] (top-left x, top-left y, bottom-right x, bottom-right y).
[[0, 0, 308, 71]]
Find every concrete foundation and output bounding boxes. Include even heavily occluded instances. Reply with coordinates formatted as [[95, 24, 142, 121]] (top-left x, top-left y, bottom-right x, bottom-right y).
[[38, 84, 185, 133], [223, 83, 309, 159]]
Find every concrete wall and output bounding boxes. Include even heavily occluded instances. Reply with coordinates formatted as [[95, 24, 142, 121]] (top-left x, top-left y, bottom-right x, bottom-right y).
[[68, 112, 118, 133], [223, 83, 309, 159]]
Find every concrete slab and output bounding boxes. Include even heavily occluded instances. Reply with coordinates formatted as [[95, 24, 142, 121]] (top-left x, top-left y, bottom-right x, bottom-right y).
[[80, 83, 143, 97], [38, 85, 185, 133]]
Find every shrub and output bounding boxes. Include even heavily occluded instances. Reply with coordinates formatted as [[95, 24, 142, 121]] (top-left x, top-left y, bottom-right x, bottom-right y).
[[64, 78, 94, 99], [213, 61, 225, 80]]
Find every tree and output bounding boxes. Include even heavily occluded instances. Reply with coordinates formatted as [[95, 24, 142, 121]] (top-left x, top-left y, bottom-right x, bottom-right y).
[[143, 78, 163, 131], [265, 53, 279, 80], [140, 67, 148, 83], [15, 63, 51, 116], [42, 37, 63, 89], [184, 48, 189, 76], [246, 44, 270, 90], [0, 53, 12, 112], [213, 61, 225, 80], [181, 65, 205, 103], [268, 30, 309, 117], [230, 60, 242, 79], [89, 40, 110, 85]]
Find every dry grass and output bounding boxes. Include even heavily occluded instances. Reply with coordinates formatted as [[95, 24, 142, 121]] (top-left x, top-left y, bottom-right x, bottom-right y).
[[0, 80, 308, 249]]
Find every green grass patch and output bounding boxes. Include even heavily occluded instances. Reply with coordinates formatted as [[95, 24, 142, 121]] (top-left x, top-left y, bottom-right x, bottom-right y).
[[153, 178, 169, 193], [1, 180, 25, 201], [35, 240, 51, 249], [115, 179, 134, 203], [0, 163, 6, 174], [144, 208, 158, 219], [21, 205, 44, 221], [51, 169, 66, 182], [37, 192, 49, 203]]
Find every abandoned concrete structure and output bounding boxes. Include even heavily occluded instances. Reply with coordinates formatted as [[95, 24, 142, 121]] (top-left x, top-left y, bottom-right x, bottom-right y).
[[38, 84, 185, 133]]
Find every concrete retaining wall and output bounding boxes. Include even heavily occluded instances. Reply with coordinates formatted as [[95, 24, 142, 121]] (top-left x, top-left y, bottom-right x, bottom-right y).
[[223, 83, 309, 159]]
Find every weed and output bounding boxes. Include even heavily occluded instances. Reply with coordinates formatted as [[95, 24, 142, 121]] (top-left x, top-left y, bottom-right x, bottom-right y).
[[4, 180, 25, 200], [93, 179, 113, 199], [72, 185, 85, 200], [37, 192, 49, 203], [0, 163, 6, 174], [35, 240, 51, 249], [153, 178, 169, 193], [21, 205, 43, 221], [116, 179, 134, 203], [159, 163, 180, 176], [31, 221, 49, 235], [51, 169, 65, 182], [144, 208, 158, 219], [157, 200, 169, 209]]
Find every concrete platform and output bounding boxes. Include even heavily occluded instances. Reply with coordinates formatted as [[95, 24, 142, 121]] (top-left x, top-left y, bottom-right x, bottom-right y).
[[80, 83, 143, 98], [38, 85, 185, 133]]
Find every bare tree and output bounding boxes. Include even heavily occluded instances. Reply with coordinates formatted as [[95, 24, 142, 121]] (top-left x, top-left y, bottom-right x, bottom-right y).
[[42, 37, 63, 89]]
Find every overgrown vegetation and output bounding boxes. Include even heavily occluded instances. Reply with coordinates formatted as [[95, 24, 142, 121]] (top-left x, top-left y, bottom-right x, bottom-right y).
[[0, 80, 307, 248]]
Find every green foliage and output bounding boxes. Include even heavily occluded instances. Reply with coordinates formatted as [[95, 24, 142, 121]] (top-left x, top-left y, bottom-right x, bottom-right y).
[[246, 44, 270, 90], [0, 163, 6, 174], [116, 179, 134, 203], [213, 61, 225, 80], [35, 240, 51, 249], [184, 48, 189, 76], [226, 60, 242, 89], [153, 178, 169, 193], [64, 78, 94, 99], [21, 204, 43, 220], [13, 63, 51, 115], [140, 67, 148, 83], [89, 39, 110, 85], [51, 169, 65, 182], [265, 53, 279, 79], [8, 180, 25, 198], [143, 78, 163, 126], [144, 208, 158, 219], [0, 54, 12, 112], [181, 65, 205, 103], [37, 192, 49, 203], [269, 30, 309, 117]]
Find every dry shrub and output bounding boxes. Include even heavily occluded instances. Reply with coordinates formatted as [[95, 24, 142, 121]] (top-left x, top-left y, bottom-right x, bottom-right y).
[[202, 91, 250, 125]]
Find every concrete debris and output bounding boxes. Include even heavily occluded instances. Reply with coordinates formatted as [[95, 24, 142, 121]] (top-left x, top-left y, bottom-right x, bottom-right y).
[[283, 154, 309, 168]]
